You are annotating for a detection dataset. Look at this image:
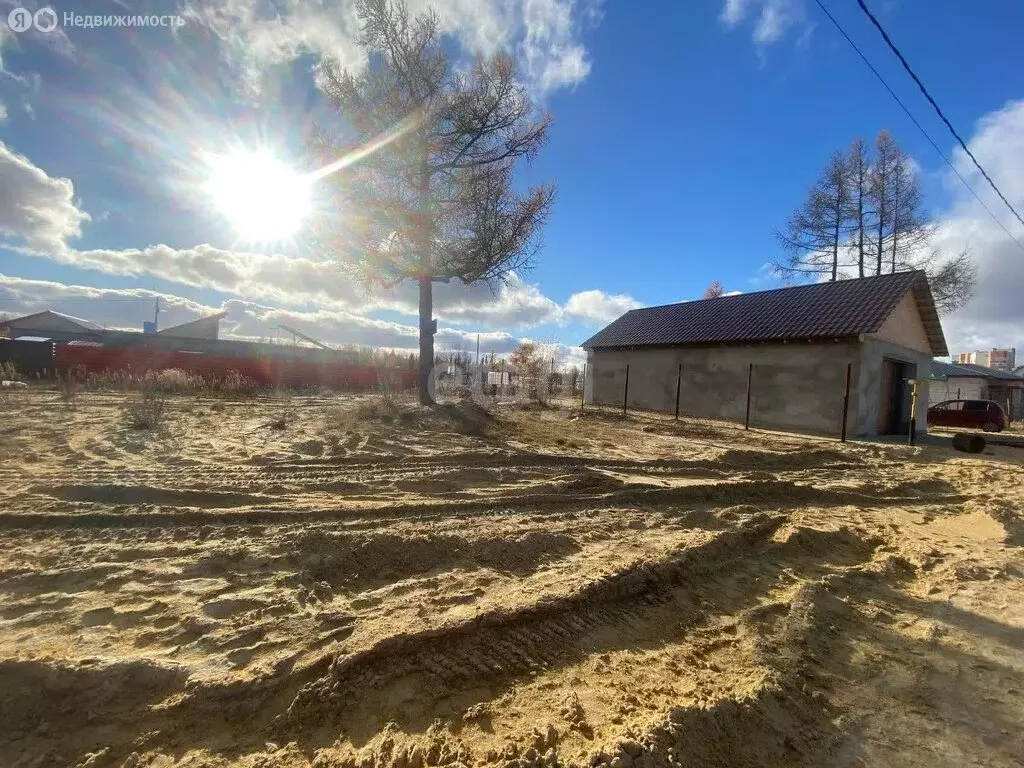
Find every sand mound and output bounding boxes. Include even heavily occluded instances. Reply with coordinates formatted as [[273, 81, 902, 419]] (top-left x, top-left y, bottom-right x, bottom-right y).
[[337, 398, 497, 437]]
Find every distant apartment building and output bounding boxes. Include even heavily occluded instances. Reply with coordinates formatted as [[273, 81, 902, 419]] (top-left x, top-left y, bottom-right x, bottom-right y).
[[954, 348, 1016, 372]]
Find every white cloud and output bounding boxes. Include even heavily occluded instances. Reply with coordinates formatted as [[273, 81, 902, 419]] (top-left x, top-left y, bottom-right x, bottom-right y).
[[0, 273, 217, 331], [563, 289, 642, 324], [426, 273, 562, 328], [929, 100, 1024, 358], [0, 140, 90, 252], [719, 0, 807, 47], [0, 146, 562, 329], [720, 0, 752, 27], [520, 0, 593, 93], [0, 273, 530, 354], [748, 262, 780, 288], [1, 140, 641, 337], [181, 0, 597, 97], [0, 101, 7, 122]]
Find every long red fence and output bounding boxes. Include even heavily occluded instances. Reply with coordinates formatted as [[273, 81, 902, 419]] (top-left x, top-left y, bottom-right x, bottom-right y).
[[55, 345, 417, 391]]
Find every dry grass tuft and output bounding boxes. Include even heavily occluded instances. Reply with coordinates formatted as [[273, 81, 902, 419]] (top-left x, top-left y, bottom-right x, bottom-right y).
[[122, 388, 168, 430], [82, 368, 260, 397]]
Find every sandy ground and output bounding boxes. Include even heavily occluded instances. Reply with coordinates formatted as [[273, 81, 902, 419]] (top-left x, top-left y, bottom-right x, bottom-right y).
[[1, 390, 1022, 768]]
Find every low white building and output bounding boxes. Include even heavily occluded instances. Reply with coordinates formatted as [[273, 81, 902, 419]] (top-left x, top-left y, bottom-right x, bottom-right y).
[[930, 360, 1024, 420]]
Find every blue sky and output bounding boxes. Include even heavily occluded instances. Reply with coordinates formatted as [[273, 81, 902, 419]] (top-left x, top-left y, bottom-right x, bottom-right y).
[[1, 0, 1023, 364]]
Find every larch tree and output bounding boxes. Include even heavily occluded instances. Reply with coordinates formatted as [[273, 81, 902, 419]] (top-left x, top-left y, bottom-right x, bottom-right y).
[[310, 0, 555, 404], [884, 144, 932, 274], [866, 132, 972, 311], [775, 130, 975, 313], [868, 130, 898, 275], [774, 150, 852, 282], [922, 250, 976, 314], [846, 138, 870, 277]]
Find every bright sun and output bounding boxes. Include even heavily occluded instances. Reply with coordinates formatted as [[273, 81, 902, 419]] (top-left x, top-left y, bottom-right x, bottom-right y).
[[205, 150, 312, 242]]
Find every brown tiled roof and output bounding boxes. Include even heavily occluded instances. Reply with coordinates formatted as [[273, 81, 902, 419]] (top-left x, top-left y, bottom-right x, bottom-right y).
[[581, 270, 948, 356]]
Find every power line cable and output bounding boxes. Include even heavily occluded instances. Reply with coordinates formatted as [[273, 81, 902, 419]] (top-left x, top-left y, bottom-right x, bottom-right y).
[[811, 0, 1024, 255], [856, 0, 1024, 230]]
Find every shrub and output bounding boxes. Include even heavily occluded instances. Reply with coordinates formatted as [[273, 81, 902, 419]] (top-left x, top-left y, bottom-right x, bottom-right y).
[[0, 361, 19, 381], [123, 388, 168, 430], [56, 371, 78, 404]]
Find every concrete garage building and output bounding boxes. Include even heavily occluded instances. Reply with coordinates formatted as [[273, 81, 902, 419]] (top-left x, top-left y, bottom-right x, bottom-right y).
[[582, 270, 947, 438]]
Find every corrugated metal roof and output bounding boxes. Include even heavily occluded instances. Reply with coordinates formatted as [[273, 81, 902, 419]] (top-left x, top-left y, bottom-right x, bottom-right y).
[[932, 360, 1024, 382], [1, 310, 105, 332], [582, 270, 948, 356], [47, 311, 105, 330]]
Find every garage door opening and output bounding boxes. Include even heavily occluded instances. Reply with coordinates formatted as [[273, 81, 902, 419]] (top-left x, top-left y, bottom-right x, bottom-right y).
[[878, 358, 915, 435]]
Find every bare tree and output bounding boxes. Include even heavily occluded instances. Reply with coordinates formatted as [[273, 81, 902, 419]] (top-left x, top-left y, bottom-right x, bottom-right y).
[[867, 131, 899, 275], [777, 130, 975, 314], [914, 249, 976, 314], [311, 0, 555, 404], [774, 150, 851, 282], [886, 147, 933, 274], [702, 280, 725, 299], [866, 132, 972, 308], [846, 138, 870, 277]]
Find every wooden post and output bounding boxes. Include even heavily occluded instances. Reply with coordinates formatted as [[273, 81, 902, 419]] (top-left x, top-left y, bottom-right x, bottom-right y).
[[674, 363, 681, 420], [622, 364, 630, 416], [744, 363, 753, 430], [580, 362, 587, 410], [841, 362, 852, 442]]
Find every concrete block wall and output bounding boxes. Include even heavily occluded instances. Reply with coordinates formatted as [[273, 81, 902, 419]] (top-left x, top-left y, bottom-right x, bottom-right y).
[[586, 341, 863, 437], [855, 339, 932, 436], [928, 377, 985, 405]]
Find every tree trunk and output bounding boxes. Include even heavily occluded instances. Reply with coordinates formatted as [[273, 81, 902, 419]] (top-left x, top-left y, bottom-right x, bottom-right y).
[[876, 214, 884, 276], [831, 200, 840, 282], [857, 186, 865, 277], [418, 275, 435, 405]]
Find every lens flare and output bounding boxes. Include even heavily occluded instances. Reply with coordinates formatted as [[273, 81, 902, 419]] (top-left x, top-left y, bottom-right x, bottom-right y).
[[205, 150, 312, 242]]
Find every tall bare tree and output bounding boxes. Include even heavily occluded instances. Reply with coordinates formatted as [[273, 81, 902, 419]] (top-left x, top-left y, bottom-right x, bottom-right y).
[[863, 132, 971, 309], [868, 130, 898, 275], [311, 0, 555, 404], [846, 138, 870, 277], [774, 150, 851, 282], [885, 145, 932, 274]]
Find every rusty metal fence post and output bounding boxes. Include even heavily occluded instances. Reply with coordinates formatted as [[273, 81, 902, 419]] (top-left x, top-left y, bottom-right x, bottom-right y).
[[841, 362, 852, 442], [674, 363, 681, 420], [622, 364, 630, 416], [744, 363, 753, 430]]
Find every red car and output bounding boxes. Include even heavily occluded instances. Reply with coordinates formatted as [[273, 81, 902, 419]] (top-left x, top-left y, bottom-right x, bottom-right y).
[[928, 399, 1007, 432]]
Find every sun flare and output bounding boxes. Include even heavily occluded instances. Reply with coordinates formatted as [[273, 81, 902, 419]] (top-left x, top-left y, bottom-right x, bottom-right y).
[[205, 150, 312, 242]]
